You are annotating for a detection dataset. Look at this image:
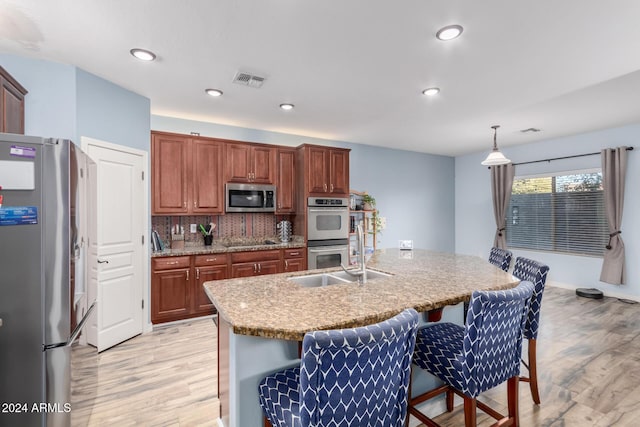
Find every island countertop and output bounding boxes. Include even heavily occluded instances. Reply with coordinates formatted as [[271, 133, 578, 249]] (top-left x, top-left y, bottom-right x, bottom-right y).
[[203, 248, 519, 341]]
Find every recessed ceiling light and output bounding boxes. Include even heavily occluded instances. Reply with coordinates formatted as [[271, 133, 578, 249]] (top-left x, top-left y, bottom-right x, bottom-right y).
[[205, 89, 223, 97], [130, 48, 156, 61], [436, 25, 463, 41], [280, 103, 294, 111], [422, 87, 440, 96]]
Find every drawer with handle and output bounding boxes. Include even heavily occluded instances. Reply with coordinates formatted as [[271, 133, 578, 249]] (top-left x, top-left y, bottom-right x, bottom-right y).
[[283, 249, 305, 259], [194, 254, 228, 266], [152, 256, 191, 270]]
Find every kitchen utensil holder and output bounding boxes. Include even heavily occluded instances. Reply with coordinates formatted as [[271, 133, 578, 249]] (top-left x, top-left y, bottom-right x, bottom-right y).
[[171, 233, 185, 250], [204, 235, 213, 246]]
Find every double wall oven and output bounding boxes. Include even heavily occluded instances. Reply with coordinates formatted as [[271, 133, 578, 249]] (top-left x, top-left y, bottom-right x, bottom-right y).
[[307, 197, 350, 269]]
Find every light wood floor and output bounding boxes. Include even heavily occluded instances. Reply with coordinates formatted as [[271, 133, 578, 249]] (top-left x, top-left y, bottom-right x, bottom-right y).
[[71, 286, 640, 426], [422, 286, 640, 427], [71, 318, 219, 426]]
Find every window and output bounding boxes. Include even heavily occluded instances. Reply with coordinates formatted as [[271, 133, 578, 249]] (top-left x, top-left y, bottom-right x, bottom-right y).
[[506, 170, 607, 256]]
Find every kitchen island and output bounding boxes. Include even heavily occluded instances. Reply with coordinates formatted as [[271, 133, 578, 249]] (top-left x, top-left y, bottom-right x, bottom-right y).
[[204, 248, 519, 427]]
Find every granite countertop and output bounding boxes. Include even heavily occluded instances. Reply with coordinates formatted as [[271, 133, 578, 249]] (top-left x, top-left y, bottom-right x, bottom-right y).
[[203, 248, 519, 341], [151, 239, 306, 257]]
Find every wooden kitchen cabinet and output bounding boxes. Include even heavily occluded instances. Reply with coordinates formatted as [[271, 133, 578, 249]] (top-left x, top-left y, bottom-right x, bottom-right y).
[[283, 248, 306, 272], [276, 148, 296, 213], [193, 254, 228, 314], [300, 145, 350, 196], [192, 138, 224, 213], [230, 250, 282, 278], [151, 131, 224, 215], [0, 66, 28, 134], [226, 142, 275, 184], [151, 256, 191, 323], [152, 254, 228, 323]]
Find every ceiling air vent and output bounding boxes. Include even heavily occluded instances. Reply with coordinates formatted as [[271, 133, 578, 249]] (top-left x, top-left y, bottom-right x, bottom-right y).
[[520, 127, 541, 133], [232, 71, 265, 88]]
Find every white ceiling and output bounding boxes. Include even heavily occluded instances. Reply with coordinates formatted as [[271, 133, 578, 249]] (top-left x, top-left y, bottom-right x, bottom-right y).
[[2, 0, 640, 156]]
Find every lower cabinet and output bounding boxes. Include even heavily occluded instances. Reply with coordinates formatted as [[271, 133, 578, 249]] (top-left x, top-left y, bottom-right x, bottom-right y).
[[152, 247, 307, 324], [152, 254, 228, 324], [230, 250, 281, 278], [283, 248, 307, 272]]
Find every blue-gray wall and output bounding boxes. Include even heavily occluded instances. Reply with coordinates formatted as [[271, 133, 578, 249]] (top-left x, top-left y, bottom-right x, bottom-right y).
[[152, 115, 456, 252], [0, 54, 77, 139], [0, 54, 150, 149], [455, 124, 640, 298], [76, 69, 150, 150]]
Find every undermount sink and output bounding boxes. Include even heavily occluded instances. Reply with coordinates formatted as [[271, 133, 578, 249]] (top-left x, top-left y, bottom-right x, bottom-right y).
[[289, 269, 392, 288]]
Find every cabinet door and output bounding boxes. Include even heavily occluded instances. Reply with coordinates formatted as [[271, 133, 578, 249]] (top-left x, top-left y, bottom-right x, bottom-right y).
[[257, 260, 280, 276], [152, 133, 189, 214], [329, 149, 349, 195], [192, 139, 224, 213], [283, 257, 306, 272], [252, 146, 275, 184], [231, 262, 258, 278], [0, 67, 27, 134], [194, 265, 228, 314], [226, 142, 252, 182], [276, 148, 296, 213], [307, 146, 329, 194], [151, 268, 191, 323]]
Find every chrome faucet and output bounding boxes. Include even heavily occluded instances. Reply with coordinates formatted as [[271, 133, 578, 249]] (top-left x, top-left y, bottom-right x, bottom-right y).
[[341, 224, 367, 284]]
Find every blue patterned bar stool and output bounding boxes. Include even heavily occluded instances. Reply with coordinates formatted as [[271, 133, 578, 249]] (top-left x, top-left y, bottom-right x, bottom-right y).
[[258, 308, 419, 427], [489, 247, 513, 272], [408, 281, 534, 427], [462, 247, 514, 323], [512, 256, 550, 405]]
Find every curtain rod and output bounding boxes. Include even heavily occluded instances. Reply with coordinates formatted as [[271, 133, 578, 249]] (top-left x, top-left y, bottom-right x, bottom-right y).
[[513, 146, 633, 166]]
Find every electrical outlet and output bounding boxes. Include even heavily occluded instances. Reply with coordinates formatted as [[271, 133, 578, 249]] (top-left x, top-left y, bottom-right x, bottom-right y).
[[190, 224, 197, 233], [399, 240, 413, 250]]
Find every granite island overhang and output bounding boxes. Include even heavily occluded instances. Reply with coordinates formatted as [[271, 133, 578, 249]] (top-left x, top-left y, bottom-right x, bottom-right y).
[[203, 248, 520, 427]]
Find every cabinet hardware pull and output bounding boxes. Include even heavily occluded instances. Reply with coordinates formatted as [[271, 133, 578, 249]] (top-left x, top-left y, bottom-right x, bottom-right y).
[[323, 183, 327, 192], [183, 201, 187, 208], [196, 268, 200, 279], [206, 258, 216, 262], [167, 261, 178, 265], [285, 260, 288, 269], [330, 183, 334, 192], [290, 252, 299, 256], [253, 263, 257, 273], [97, 259, 109, 264], [186, 270, 189, 281], [194, 201, 197, 208], [258, 263, 262, 273]]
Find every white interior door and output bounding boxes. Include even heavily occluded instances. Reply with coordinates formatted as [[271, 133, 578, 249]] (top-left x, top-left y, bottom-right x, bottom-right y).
[[82, 137, 148, 352]]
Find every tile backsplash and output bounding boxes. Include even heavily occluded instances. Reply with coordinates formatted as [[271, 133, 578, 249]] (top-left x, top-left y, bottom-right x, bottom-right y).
[[152, 213, 291, 248]]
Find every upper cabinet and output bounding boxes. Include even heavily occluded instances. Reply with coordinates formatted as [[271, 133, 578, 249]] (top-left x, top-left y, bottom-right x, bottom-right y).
[[276, 148, 296, 213], [226, 142, 275, 184], [0, 66, 28, 134], [152, 132, 224, 215], [300, 145, 350, 197]]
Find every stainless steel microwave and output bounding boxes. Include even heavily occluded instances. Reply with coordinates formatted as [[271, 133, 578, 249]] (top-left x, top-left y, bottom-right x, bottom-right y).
[[225, 183, 276, 213]]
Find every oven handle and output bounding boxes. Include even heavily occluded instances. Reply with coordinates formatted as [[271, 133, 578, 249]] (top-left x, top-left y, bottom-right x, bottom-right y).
[[308, 208, 349, 213], [309, 246, 348, 253]]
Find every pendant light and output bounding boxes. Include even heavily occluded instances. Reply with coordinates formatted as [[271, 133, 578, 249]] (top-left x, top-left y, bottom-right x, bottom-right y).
[[481, 125, 511, 166]]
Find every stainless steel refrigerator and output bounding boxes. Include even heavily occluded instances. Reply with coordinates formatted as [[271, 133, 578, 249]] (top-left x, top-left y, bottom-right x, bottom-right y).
[[0, 134, 96, 427]]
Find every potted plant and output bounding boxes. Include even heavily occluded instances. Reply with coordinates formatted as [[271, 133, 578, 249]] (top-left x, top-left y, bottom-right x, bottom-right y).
[[362, 194, 376, 211]]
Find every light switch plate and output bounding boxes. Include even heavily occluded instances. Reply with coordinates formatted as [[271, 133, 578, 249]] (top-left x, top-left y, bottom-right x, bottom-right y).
[[399, 240, 413, 250], [190, 224, 197, 233]]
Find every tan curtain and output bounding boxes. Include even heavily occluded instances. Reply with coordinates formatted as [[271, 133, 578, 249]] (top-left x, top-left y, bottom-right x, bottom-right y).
[[490, 164, 515, 249], [600, 147, 628, 285]]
